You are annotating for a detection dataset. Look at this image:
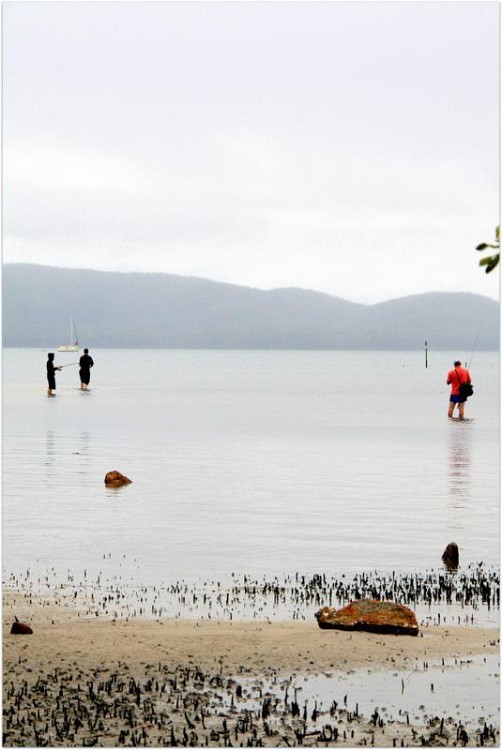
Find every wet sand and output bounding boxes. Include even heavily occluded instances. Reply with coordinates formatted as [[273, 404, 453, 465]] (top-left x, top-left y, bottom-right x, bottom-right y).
[[3, 591, 500, 747]]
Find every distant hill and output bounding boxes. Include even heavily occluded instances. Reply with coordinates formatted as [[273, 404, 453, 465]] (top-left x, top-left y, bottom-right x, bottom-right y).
[[2, 264, 499, 350]]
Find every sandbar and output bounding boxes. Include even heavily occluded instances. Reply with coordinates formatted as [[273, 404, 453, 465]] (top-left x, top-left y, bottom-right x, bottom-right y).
[[3, 591, 499, 747]]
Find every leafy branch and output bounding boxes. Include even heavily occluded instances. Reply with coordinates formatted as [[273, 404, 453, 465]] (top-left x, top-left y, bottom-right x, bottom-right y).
[[476, 226, 500, 273]]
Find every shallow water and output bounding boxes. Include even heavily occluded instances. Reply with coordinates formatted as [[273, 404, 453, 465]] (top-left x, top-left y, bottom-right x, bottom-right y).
[[243, 653, 500, 730], [3, 349, 500, 736], [3, 349, 499, 588]]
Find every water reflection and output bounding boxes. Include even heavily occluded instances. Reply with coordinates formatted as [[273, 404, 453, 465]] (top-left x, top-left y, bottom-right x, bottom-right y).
[[76, 431, 90, 456], [45, 430, 92, 474], [44, 430, 56, 468], [448, 421, 472, 502], [75, 432, 91, 477]]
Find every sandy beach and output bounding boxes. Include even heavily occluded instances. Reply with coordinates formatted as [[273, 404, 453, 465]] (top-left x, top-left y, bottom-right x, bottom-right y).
[[3, 591, 499, 747]]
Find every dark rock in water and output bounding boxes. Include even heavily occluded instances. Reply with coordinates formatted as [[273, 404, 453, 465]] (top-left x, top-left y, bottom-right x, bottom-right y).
[[315, 600, 419, 636], [10, 621, 33, 635], [105, 470, 132, 487], [442, 542, 459, 570]]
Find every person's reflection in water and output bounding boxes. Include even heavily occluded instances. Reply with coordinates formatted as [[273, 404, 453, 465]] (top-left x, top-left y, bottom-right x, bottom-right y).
[[43, 431, 57, 490], [448, 422, 472, 503], [73, 432, 91, 477], [45, 431, 56, 467]]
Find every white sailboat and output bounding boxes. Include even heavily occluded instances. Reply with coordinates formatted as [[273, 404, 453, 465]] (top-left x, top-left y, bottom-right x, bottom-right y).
[[58, 318, 80, 352]]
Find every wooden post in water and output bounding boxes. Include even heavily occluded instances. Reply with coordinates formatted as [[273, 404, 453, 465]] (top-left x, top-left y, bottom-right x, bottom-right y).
[[425, 340, 428, 368]]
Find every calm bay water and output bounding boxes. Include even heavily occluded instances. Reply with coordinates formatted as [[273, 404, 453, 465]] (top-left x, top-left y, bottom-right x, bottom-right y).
[[2, 348, 499, 589]]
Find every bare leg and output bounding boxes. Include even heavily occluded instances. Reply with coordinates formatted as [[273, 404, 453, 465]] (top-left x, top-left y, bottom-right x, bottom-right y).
[[458, 402, 465, 420], [448, 400, 455, 418]]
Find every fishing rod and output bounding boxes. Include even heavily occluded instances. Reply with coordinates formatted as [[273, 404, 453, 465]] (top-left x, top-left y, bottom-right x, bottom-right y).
[[467, 330, 479, 370], [58, 361, 79, 368]]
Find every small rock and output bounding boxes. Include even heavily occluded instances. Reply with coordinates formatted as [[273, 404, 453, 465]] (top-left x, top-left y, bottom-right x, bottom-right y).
[[315, 599, 419, 636], [105, 470, 132, 487], [10, 621, 33, 635]]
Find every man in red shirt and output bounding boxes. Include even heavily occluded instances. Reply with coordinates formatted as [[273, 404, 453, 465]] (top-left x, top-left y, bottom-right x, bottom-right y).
[[447, 359, 472, 420]]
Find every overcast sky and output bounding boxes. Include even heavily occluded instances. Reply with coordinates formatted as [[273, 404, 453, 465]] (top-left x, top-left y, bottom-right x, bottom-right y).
[[3, 1, 500, 304]]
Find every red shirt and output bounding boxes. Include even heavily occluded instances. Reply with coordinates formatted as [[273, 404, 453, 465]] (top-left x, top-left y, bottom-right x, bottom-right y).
[[447, 366, 471, 395]]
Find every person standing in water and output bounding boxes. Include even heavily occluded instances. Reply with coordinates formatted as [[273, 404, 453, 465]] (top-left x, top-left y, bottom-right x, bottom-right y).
[[46, 353, 61, 397], [447, 359, 472, 420], [79, 348, 94, 390]]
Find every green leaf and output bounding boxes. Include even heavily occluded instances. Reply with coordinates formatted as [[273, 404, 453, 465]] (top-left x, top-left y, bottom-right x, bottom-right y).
[[480, 254, 500, 272], [486, 256, 500, 273], [476, 243, 488, 251]]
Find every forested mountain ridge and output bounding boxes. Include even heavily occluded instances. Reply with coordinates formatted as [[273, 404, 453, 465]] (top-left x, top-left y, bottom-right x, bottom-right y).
[[3, 264, 499, 350]]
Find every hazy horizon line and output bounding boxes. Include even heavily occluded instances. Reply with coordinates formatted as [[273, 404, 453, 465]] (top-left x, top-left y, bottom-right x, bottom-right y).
[[4, 260, 499, 307]]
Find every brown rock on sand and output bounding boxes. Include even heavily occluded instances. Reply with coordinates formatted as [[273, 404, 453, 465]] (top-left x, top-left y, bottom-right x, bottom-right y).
[[10, 620, 33, 635], [104, 470, 132, 487], [315, 599, 419, 636]]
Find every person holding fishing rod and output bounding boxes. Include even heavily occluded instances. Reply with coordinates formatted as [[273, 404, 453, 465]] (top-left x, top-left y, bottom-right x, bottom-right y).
[[447, 359, 473, 420], [46, 355, 86, 395], [46, 352, 62, 397]]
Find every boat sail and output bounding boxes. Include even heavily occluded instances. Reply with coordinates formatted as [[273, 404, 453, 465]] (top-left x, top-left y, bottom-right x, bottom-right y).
[[58, 318, 80, 352]]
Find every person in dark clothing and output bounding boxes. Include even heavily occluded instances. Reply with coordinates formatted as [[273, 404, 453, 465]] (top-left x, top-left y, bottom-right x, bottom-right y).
[[47, 353, 61, 397], [79, 348, 94, 390]]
